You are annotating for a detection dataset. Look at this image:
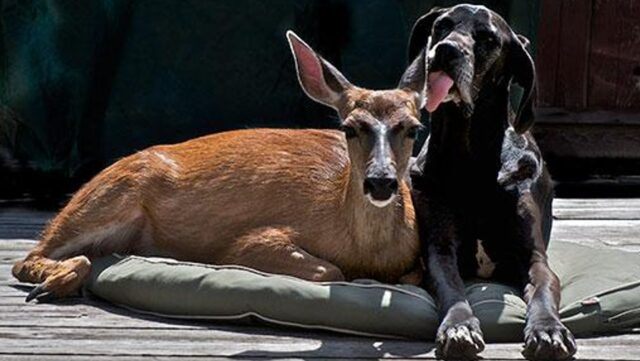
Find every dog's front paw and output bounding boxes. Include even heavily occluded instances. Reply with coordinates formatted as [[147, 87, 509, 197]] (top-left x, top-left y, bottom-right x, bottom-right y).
[[435, 316, 485, 360], [522, 318, 576, 360]]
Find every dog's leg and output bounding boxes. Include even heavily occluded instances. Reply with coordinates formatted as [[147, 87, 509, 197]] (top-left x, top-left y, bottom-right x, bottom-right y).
[[219, 227, 345, 282], [518, 192, 576, 361], [417, 198, 484, 360], [427, 242, 484, 360]]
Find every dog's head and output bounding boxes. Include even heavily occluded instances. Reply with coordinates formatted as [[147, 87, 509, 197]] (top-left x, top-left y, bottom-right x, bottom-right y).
[[408, 4, 536, 133]]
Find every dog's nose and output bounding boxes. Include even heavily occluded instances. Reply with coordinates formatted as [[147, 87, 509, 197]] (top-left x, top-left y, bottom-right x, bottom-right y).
[[363, 177, 399, 200], [435, 42, 464, 63]]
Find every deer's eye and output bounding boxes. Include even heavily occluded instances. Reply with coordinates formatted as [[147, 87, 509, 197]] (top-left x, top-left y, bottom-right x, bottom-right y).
[[340, 125, 357, 139], [406, 125, 421, 139]]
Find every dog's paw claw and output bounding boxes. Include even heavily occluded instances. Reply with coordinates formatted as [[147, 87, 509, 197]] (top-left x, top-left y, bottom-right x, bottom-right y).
[[522, 320, 576, 360], [435, 317, 485, 360]]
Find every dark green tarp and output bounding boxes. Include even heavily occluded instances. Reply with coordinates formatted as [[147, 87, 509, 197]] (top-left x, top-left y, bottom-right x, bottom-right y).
[[0, 0, 539, 198]]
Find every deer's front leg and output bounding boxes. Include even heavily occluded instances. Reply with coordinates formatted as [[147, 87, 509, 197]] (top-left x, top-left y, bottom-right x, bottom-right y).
[[517, 193, 576, 361], [219, 227, 345, 282]]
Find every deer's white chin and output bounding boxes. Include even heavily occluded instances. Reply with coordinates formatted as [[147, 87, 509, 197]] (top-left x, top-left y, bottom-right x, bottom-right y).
[[366, 194, 396, 208]]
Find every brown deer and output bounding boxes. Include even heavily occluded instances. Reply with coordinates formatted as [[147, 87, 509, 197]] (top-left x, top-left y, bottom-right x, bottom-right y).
[[13, 31, 428, 301]]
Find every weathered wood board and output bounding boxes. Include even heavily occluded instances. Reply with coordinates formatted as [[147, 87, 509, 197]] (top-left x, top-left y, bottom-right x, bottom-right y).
[[1, 199, 639, 360]]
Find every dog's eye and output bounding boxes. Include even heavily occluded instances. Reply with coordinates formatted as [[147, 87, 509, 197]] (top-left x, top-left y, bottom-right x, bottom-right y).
[[434, 18, 454, 34], [476, 30, 497, 45], [340, 125, 357, 139]]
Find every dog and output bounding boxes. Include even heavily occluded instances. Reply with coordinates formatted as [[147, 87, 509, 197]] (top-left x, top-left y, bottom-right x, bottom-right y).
[[407, 5, 576, 360]]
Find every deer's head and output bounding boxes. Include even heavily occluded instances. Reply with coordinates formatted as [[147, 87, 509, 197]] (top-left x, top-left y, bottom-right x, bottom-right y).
[[288, 31, 426, 207]]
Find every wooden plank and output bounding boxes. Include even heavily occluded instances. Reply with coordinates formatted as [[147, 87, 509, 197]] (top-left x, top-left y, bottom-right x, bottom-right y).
[[0, 304, 213, 330], [0, 207, 54, 220], [0, 357, 358, 361], [0, 357, 243, 361], [1, 250, 33, 265], [551, 219, 640, 251], [0, 239, 39, 249], [555, 0, 593, 110], [615, 0, 640, 110], [0, 209, 53, 225], [0, 325, 639, 360], [3, 283, 640, 360], [0, 326, 419, 358], [554, 198, 640, 210], [553, 198, 640, 220], [0, 314, 215, 330], [536, 0, 562, 106], [0, 227, 43, 240], [0, 289, 265, 332], [1, 203, 640, 360], [0, 264, 16, 282], [0, 240, 37, 266], [1, 286, 35, 297], [587, 0, 620, 109], [0, 207, 52, 239]]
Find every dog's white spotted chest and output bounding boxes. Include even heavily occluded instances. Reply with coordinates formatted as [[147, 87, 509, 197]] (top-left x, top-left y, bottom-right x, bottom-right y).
[[475, 239, 496, 278]]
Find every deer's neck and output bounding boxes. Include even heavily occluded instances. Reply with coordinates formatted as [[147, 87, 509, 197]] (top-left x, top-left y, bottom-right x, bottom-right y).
[[341, 166, 415, 245], [311, 160, 417, 281]]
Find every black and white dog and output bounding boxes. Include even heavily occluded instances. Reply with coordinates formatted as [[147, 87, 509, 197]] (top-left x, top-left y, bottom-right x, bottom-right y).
[[408, 5, 576, 361]]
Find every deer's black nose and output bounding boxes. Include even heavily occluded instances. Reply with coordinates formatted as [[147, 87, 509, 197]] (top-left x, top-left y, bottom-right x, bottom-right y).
[[363, 177, 399, 201]]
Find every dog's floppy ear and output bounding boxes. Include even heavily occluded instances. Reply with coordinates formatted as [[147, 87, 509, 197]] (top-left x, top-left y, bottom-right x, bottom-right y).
[[509, 34, 536, 134], [516, 34, 531, 48], [408, 7, 446, 60], [398, 48, 427, 108]]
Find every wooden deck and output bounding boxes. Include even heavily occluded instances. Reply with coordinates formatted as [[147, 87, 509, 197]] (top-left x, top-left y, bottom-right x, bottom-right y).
[[1, 199, 640, 360]]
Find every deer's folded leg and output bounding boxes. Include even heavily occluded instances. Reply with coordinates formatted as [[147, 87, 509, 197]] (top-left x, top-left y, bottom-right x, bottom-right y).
[[219, 226, 345, 282]]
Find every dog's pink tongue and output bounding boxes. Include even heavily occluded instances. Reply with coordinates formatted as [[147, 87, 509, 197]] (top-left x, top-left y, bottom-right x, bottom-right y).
[[426, 71, 454, 112]]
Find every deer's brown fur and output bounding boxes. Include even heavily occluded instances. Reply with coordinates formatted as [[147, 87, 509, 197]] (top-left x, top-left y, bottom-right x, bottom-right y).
[[13, 32, 427, 299]]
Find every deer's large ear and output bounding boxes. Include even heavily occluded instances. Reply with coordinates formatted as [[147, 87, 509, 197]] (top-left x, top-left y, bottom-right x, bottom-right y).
[[398, 48, 427, 109], [287, 31, 352, 109], [509, 33, 537, 134], [407, 7, 446, 60]]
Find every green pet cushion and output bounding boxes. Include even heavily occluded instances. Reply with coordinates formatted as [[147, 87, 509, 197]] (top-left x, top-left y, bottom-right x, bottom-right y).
[[86, 241, 640, 341]]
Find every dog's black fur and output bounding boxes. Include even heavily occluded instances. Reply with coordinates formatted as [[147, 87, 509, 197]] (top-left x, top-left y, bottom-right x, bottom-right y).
[[408, 5, 576, 361]]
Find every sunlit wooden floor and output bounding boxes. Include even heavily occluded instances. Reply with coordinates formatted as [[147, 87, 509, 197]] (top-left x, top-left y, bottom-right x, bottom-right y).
[[1, 199, 639, 360]]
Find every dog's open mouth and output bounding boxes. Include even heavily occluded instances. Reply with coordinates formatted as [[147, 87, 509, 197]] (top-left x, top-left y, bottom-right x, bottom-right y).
[[426, 71, 458, 112]]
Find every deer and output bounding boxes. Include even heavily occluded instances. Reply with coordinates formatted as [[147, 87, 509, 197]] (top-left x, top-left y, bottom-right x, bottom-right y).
[[13, 31, 429, 302]]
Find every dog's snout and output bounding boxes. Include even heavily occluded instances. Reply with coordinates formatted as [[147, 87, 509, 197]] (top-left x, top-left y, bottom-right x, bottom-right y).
[[364, 177, 398, 201], [434, 42, 464, 63]]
